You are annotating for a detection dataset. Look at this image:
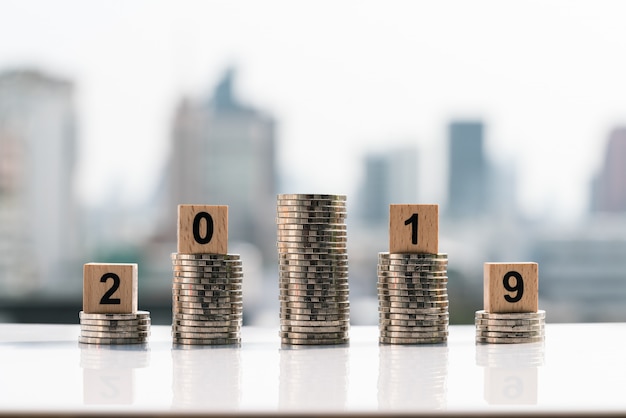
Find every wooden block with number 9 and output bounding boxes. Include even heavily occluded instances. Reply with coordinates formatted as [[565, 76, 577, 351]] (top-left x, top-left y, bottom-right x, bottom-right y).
[[178, 204, 228, 254], [484, 262, 538, 313], [389, 204, 438, 254], [83, 263, 138, 314]]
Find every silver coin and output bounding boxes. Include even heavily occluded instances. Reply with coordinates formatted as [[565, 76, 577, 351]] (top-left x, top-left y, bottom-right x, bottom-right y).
[[277, 249, 348, 256], [173, 295, 243, 304], [280, 265, 349, 273], [280, 321, 349, 328], [279, 325, 350, 333], [377, 266, 447, 274], [378, 269, 448, 277], [279, 301, 350, 309], [279, 293, 350, 301], [172, 330, 240, 338], [172, 265, 243, 273], [474, 318, 545, 327], [378, 308, 447, 316], [172, 323, 240, 332], [277, 229, 347, 237], [379, 336, 446, 345], [378, 298, 448, 306], [378, 290, 448, 299], [81, 329, 150, 338], [174, 300, 243, 309], [172, 337, 241, 345], [277, 241, 346, 250], [278, 237, 349, 246], [79, 336, 148, 345], [173, 306, 242, 315], [281, 338, 349, 346], [276, 209, 347, 216], [173, 271, 244, 279], [172, 279, 243, 289], [377, 274, 448, 283], [277, 222, 347, 230], [475, 310, 546, 320], [279, 292, 349, 299], [80, 324, 150, 332], [379, 252, 448, 260], [379, 311, 448, 321], [476, 336, 545, 344], [280, 331, 349, 339], [377, 282, 448, 291], [476, 329, 545, 338], [280, 308, 350, 317], [280, 261, 349, 269], [172, 259, 242, 266], [281, 313, 347, 321], [278, 252, 348, 259], [79, 318, 151, 327], [79, 311, 150, 321], [173, 291, 243, 299], [172, 286, 242, 295], [475, 324, 545, 333], [278, 193, 346, 200], [379, 316, 449, 326], [380, 324, 448, 332], [380, 329, 448, 338], [279, 272, 349, 280], [171, 253, 240, 260], [275, 218, 346, 226]]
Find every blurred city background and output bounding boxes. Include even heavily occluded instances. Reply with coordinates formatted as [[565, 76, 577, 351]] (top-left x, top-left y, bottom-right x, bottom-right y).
[[1, 0, 626, 325]]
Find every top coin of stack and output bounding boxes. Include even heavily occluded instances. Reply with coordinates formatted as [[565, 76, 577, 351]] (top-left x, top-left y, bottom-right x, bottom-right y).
[[476, 263, 545, 344], [277, 194, 350, 345], [172, 205, 242, 346], [80, 263, 151, 345], [378, 204, 448, 345]]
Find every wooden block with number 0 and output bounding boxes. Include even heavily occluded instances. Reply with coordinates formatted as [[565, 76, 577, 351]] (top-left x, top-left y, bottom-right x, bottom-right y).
[[389, 204, 438, 254], [178, 204, 228, 254], [484, 262, 538, 313], [83, 263, 138, 314]]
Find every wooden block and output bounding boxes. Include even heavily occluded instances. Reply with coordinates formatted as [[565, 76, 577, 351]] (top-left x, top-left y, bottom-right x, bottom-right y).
[[389, 204, 438, 254], [83, 263, 138, 314], [177, 205, 228, 254], [484, 262, 538, 313]]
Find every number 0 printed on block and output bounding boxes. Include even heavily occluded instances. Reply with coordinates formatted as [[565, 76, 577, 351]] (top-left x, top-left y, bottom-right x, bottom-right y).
[[83, 263, 138, 314], [389, 204, 438, 254], [177, 204, 228, 254], [484, 262, 538, 313]]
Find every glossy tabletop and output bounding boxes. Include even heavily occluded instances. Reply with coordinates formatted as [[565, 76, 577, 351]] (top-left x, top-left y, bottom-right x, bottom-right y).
[[0, 323, 624, 415]]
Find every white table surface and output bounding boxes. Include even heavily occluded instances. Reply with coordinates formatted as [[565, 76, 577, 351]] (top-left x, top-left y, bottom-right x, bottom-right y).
[[0, 323, 624, 415]]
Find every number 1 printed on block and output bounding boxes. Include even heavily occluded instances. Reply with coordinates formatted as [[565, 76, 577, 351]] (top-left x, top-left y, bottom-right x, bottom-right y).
[[177, 204, 228, 254], [389, 204, 439, 254]]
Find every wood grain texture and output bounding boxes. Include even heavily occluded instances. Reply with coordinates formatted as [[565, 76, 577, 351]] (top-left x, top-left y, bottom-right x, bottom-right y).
[[83, 263, 138, 314], [484, 262, 538, 313], [389, 204, 438, 254], [177, 205, 228, 254]]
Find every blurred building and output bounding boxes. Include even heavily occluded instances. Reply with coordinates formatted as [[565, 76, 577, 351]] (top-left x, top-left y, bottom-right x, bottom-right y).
[[0, 69, 79, 295], [446, 121, 487, 219], [356, 147, 418, 225], [591, 127, 626, 213], [165, 69, 277, 263]]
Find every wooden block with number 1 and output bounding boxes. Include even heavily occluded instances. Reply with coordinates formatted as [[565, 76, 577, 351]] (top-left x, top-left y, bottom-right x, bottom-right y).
[[484, 262, 538, 313], [83, 263, 138, 314], [389, 204, 438, 254], [178, 204, 228, 254]]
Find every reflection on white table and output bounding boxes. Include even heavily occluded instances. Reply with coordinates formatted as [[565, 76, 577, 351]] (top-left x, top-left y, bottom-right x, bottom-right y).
[[0, 323, 625, 415]]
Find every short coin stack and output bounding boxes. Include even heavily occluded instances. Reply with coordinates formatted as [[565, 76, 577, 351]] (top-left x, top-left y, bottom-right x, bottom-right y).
[[78, 311, 151, 345], [378, 253, 449, 344], [475, 310, 546, 344], [277, 194, 350, 345], [171, 253, 243, 345]]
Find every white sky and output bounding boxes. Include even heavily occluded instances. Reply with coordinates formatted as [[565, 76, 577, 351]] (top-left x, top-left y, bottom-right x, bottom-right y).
[[1, 0, 625, 221]]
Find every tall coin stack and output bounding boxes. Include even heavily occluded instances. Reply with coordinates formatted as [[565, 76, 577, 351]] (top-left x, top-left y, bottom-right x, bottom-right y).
[[277, 194, 350, 345], [79, 311, 151, 345], [171, 254, 243, 345], [377, 253, 449, 344], [172, 205, 242, 345], [477, 262, 545, 344]]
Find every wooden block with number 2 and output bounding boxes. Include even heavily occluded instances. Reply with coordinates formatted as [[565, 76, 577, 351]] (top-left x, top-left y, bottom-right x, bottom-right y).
[[389, 204, 438, 254], [83, 263, 138, 314], [178, 204, 228, 254], [484, 262, 538, 313]]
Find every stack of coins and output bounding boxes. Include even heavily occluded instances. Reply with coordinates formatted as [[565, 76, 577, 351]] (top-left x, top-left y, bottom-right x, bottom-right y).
[[475, 310, 546, 344], [277, 194, 350, 345], [377, 253, 449, 344], [171, 253, 243, 345], [78, 311, 151, 345]]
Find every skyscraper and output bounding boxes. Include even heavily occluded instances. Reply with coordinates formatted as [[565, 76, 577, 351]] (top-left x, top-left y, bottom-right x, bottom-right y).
[[357, 147, 418, 225], [167, 69, 276, 262], [447, 121, 486, 219], [591, 128, 626, 213], [0, 69, 78, 293]]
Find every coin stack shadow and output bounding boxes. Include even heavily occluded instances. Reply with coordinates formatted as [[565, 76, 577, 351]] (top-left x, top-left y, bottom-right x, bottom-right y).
[[277, 194, 350, 345], [171, 253, 243, 345], [78, 311, 151, 345], [475, 310, 546, 344], [377, 253, 449, 344]]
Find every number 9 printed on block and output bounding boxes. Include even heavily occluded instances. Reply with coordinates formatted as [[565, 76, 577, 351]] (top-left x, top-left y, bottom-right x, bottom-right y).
[[82, 263, 138, 314], [177, 204, 228, 254], [483, 262, 538, 313]]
